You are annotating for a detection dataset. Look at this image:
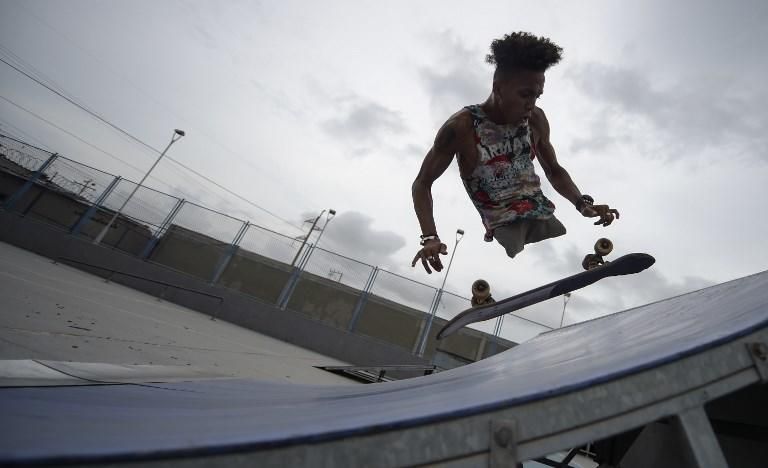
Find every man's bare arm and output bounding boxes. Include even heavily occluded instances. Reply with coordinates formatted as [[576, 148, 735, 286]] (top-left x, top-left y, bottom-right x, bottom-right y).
[[529, 108, 583, 206], [413, 123, 458, 234], [411, 118, 461, 273], [531, 107, 619, 226]]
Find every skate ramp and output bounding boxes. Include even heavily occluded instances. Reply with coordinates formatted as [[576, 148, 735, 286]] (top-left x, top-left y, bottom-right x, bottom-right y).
[[2, 270, 767, 466]]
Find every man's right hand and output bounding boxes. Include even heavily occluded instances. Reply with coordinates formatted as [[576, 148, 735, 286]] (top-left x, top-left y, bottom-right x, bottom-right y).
[[411, 239, 448, 274]]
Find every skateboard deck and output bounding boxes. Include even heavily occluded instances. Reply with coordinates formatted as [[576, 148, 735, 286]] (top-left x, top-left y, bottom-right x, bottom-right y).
[[437, 253, 655, 340]]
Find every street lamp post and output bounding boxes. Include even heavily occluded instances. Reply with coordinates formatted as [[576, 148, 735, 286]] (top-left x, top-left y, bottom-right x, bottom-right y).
[[75, 178, 96, 197], [93, 129, 185, 245], [417, 228, 464, 357]]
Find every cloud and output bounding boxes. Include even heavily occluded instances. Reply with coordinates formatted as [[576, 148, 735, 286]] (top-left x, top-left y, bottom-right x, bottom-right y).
[[191, 25, 218, 51], [511, 240, 584, 282], [402, 143, 425, 160], [418, 31, 489, 121], [320, 96, 407, 152], [565, 63, 768, 162], [305, 210, 406, 266]]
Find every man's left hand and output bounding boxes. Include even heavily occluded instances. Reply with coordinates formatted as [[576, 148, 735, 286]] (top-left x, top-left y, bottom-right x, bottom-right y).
[[581, 204, 620, 226]]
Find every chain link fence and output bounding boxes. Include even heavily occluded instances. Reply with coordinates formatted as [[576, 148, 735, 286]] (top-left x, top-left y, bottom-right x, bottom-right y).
[[148, 201, 246, 281], [285, 246, 376, 330], [217, 223, 303, 303], [1, 132, 554, 355]]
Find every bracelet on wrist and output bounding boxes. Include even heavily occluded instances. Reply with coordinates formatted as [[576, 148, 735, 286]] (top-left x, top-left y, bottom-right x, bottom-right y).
[[575, 194, 594, 212], [419, 234, 440, 246]]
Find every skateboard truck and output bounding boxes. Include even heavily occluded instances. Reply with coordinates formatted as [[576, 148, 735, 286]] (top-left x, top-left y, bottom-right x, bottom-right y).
[[471, 279, 497, 307], [582, 238, 613, 270]]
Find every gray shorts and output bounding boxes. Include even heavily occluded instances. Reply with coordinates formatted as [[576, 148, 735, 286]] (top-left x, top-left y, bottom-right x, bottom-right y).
[[494, 217, 566, 259]]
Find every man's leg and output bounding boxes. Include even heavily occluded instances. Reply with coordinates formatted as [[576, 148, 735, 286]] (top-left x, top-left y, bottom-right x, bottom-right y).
[[494, 222, 528, 259], [495, 217, 566, 259], [525, 216, 566, 244]]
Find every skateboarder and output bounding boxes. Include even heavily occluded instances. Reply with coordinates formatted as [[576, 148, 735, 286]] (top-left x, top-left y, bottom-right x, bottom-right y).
[[412, 32, 619, 274]]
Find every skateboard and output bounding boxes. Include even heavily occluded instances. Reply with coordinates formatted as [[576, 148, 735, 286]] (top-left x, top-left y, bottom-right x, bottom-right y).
[[437, 240, 655, 340]]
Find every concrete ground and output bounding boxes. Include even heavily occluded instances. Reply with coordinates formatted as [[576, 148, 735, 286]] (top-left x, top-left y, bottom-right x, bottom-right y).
[[0, 241, 355, 385]]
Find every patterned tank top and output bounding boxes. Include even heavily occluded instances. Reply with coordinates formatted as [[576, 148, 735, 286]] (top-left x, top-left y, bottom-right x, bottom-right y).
[[461, 105, 555, 237]]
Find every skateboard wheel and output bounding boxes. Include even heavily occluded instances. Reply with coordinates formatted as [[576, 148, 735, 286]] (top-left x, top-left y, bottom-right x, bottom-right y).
[[471, 279, 491, 302], [594, 238, 613, 256]]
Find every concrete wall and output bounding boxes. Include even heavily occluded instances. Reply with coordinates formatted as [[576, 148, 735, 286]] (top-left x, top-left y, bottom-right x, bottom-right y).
[[149, 225, 229, 282], [0, 210, 430, 367], [217, 248, 292, 304], [355, 296, 425, 352]]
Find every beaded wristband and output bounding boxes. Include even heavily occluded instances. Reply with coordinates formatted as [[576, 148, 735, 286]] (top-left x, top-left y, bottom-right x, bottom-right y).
[[419, 234, 440, 246]]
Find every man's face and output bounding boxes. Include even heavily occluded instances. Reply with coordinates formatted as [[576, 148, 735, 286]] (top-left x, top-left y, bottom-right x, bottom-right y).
[[494, 70, 545, 123]]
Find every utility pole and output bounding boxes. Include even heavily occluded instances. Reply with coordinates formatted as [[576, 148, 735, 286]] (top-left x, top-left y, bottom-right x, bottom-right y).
[[73, 178, 96, 197]]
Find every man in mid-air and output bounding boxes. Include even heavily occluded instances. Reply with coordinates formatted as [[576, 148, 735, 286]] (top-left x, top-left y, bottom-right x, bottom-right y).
[[412, 32, 619, 273]]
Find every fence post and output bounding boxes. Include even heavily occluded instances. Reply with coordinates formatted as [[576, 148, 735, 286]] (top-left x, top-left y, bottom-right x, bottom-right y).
[[411, 289, 437, 355], [485, 315, 505, 358], [3, 153, 58, 211], [416, 288, 443, 357], [210, 220, 249, 284], [139, 198, 185, 259], [19, 189, 45, 216], [70, 176, 121, 235], [348, 266, 379, 332]]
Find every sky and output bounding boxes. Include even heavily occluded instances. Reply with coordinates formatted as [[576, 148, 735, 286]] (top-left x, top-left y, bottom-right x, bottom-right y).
[[1, 0, 767, 340]]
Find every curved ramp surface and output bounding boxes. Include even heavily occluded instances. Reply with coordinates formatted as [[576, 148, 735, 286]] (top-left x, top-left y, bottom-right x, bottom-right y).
[[2, 270, 768, 466]]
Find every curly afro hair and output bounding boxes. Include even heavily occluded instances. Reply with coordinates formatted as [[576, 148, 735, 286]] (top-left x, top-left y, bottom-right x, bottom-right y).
[[486, 32, 563, 77]]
